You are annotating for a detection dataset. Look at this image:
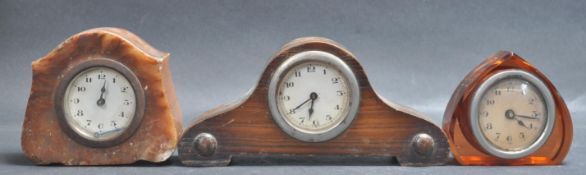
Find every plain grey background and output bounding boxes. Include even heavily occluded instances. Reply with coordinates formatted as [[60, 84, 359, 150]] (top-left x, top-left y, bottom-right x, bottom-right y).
[[1, 0, 584, 174]]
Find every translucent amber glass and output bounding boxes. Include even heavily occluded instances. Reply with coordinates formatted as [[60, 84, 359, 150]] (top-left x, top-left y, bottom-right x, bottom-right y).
[[443, 51, 573, 165]]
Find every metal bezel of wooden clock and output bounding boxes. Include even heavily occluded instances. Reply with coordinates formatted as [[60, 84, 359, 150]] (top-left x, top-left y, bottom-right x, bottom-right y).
[[268, 50, 361, 142], [469, 69, 556, 159], [54, 58, 146, 148]]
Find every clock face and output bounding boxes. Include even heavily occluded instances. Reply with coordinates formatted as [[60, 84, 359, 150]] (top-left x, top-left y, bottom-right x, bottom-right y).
[[62, 66, 137, 142], [477, 77, 547, 151], [276, 61, 350, 133], [268, 51, 360, 142], [470, 70, 555, 159]]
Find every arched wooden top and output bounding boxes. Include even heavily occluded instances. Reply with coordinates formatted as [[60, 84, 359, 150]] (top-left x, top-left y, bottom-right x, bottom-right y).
[[180, 37, 449, 166]]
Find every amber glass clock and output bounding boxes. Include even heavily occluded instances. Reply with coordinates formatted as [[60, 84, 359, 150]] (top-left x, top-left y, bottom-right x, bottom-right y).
[[443, 51, 573, 165], [22, 27, 182, 165]]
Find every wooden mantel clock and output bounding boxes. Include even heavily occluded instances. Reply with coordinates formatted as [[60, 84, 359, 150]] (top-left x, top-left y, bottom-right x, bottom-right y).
[[178, 37, 449, 166], [21, 27, 183, 165], [443, 51, 573, 165]]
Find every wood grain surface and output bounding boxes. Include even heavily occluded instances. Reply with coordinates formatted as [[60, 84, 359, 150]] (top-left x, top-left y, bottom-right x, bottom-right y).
[[179, 37, 449, 166]]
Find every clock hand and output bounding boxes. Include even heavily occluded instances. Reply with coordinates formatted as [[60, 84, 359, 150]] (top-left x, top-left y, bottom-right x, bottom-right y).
[[309, 99, 314, 120], [505, 109, 531, 129], [516, 119, 530, 129], [515, 114, 539, 120], [292, 98, 312, 111], [308, 92, 318, 120], [96, 80, 107, 106], [94, 127, 125, 137], [291, 92, 319, 112]]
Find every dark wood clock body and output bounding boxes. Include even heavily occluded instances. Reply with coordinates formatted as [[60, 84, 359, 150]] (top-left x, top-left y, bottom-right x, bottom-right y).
[[178, 37, 449, 166]]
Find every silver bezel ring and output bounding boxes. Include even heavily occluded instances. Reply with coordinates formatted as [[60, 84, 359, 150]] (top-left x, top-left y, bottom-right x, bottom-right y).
[[268, 51, 361, 142], [469, 69, 555, 159]]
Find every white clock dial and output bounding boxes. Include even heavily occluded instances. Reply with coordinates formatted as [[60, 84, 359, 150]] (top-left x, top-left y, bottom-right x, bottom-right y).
[[63, 67, 136, 141], [477, 78, 547, 151], [276, 62, 350, 133]]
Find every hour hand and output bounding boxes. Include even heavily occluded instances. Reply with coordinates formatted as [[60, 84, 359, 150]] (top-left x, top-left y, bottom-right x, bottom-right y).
[[96, 80, 107, 106], [308, 92, 318, 119], [516, 119, 530, 129]]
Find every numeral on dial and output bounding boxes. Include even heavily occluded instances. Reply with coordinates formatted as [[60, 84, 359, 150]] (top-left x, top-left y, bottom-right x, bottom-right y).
[[326, 114, 332, 121], [121, 87, 128, 93], [332, 77, 339, 84], [281, 95, 291, 101], [307, 64, 316, 72], [77, 86, 86, 92], [312, 120, 319, 127], [486, 123, 493, 130], [76, 110, 84, 117], [285, 82, 294, 88]]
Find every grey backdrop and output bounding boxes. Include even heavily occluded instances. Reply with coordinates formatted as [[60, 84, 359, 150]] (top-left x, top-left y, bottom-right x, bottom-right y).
[[0, 0, 584, 174]]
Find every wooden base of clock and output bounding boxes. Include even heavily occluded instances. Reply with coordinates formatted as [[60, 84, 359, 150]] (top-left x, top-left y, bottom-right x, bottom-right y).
[[443, 51, 573, 165], [178, 37, 449, 166], [21, 28, 182, 165]]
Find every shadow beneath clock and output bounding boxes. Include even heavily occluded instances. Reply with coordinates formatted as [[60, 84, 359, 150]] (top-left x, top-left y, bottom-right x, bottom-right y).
[[119, 156, 183, 167], [228, 155, 465, 166], [1, 152, 35, 166], [229, 155, 399, 166], [1, 152, 183, 167]]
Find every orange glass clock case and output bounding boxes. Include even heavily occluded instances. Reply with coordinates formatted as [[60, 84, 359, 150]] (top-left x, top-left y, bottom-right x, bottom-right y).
[[443, 51, 573, 165]]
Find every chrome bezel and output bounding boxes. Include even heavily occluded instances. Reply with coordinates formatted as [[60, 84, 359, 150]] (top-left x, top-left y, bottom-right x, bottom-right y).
[[469, 69, 555, 159], [268, 51, 361, 142], [55, 58, 145, 148]]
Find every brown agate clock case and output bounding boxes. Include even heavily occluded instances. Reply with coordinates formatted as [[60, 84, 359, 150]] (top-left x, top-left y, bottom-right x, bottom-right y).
[[22, 27, 183, 165], [443, 51, 573, 165], [178, 37, 450, 166]]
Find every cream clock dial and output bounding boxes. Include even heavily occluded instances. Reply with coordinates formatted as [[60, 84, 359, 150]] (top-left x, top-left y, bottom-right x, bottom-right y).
[[63, 67, 136, 141], [56, 59, 145, 147], [470, 70, 555, 159], [268, 51, 360, 142], [276, 62, 350, 133]]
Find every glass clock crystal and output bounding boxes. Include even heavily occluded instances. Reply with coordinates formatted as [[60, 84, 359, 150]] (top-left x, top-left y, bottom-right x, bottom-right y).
[[268, 51, 360, 142], [470, 70, 555, 159], [56, 60, 144, 146], [443, 51, 573, 165]]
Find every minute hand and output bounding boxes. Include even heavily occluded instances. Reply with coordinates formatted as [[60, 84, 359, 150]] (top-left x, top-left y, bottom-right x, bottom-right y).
[[291, 98, 312, 111], [515, 114, 539, 120]]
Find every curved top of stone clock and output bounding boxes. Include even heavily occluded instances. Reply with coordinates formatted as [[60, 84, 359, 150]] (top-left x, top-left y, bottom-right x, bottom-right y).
[[181, 37, 449, 166], [22, 27, 182, 165]]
